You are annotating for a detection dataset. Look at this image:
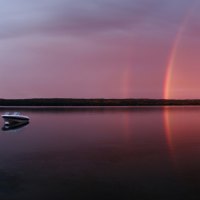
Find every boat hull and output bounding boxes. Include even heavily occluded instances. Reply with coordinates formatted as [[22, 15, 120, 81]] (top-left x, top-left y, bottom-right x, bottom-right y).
[[2, 116, 29, 125]]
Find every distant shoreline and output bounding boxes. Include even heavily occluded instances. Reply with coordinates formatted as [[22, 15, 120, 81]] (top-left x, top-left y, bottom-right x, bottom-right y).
[[0, 98, 200, 106]]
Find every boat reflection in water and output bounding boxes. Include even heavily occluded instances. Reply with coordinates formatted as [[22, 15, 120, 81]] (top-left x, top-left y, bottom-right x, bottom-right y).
[[2, 121, 29, 131], [1, 112, 30, 131]]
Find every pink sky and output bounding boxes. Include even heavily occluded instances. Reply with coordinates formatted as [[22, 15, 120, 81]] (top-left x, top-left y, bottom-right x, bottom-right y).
[[0, 0, 200, 99]]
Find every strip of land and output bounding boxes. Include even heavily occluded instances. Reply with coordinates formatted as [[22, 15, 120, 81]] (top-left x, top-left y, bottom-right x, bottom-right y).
[[0, 98, 200, 106]]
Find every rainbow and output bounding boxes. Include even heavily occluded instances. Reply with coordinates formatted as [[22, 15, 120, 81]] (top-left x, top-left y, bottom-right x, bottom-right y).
[[122, 67, 131, 98], [163, 3, 196, 99], [163, 3, 196, 166], [164, 17, 190, 99]]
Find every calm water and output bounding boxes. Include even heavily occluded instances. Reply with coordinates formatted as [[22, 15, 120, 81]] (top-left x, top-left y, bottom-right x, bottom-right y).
[[0, 107, 200, 199]]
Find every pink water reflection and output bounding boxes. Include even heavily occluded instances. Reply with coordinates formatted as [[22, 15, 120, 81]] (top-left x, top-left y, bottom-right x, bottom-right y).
[[0, 107, 198, 199], [164, 106, 200, 176]]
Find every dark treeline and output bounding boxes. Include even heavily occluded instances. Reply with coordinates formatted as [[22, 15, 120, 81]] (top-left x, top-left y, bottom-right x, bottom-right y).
[[0, 98, 200, 106]]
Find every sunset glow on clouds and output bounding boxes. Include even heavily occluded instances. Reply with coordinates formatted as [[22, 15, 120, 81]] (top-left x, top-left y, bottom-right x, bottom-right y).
[[0, 0, 200, 98]]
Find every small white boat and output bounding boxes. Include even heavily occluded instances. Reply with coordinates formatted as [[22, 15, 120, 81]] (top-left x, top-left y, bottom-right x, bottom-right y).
[[1, 112, 29, 125]]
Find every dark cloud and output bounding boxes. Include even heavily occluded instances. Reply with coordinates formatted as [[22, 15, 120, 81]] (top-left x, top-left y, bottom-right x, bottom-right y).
[[0, 0, 196, 39]]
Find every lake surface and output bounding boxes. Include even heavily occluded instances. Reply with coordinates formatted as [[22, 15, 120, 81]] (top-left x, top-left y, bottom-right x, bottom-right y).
[[0, 106, 200, 199]]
